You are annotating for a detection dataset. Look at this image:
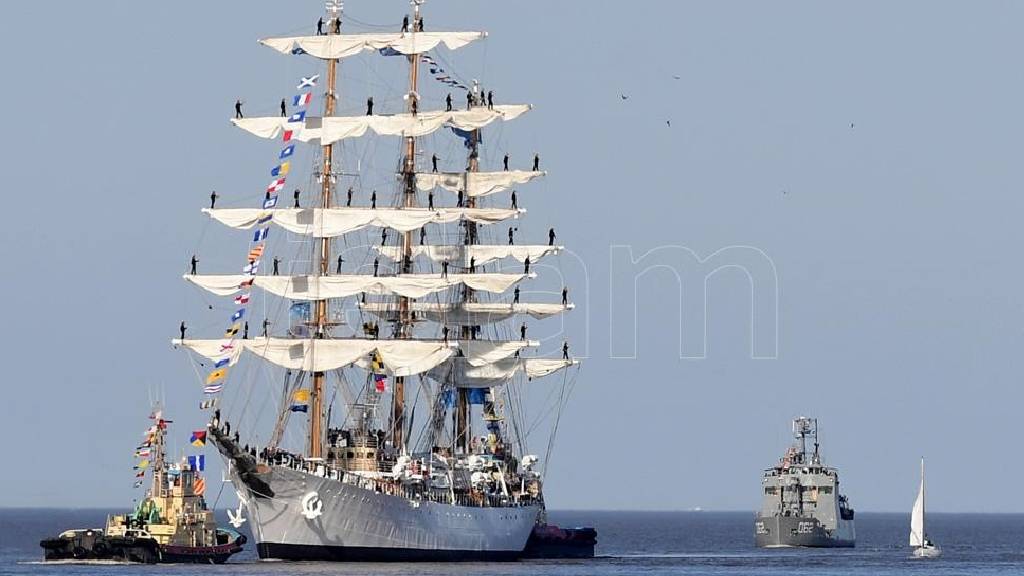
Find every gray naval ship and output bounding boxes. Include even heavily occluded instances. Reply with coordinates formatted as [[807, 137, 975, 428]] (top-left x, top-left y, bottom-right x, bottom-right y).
[[754, 417, 855, 548]]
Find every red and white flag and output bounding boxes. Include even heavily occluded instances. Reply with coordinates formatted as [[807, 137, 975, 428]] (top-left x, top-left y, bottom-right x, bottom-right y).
[[283, 130, 294, 142], [234, 292, 251, 305], [267, 178, 286, 193]]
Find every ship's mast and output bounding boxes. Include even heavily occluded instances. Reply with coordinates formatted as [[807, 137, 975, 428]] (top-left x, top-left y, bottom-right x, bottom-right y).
[[309, 0, 343, 459], [455, 84, 483, 454], [392, 0, 424, 454]]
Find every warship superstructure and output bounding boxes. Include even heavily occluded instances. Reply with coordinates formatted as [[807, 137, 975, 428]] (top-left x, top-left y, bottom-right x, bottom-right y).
[[755, 417, 855, 548], [174, 1, 585, 562]]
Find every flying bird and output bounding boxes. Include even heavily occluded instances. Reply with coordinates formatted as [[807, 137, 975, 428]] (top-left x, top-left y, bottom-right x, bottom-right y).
[[673, 75, 681, 80], [620, 94, 629, 100], [666, 120, 671, 127]]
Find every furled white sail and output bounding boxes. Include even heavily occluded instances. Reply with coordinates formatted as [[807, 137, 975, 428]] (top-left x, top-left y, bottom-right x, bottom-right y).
[[260, 32, 486, 60], [910, 458, 926, 547], [184, 273, 531, 300], [176, 337, 452, 375], [203, 207, 521, 238], [360, 302, 572, 325], [414, 171, 546, 198], [375, 245, 561, 266], [232, 105, 530, 144], [175, 337, 532, 376], [428, 357, 577, 388]]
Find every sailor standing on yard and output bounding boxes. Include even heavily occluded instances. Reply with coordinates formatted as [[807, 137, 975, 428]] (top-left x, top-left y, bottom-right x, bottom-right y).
[[366, 96, 374, 115], [548, 227, 556, 246], [179, 321, 187, 340], [533, 153, 541, 171], [190, 255, 198, 275], [503, 153, 510, 171], [280, 98, 286, 117], [336, 255, 344, 274], [446, 93, 453, 112], [346, 186, 354, 206], [210, 190, 218, 209], [317, 17, 324, 35], [235, 99, 243, 118], [432, 154, 439, 173]]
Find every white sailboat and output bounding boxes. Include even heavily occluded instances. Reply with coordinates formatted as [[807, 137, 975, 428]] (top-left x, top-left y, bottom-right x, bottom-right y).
[[910, 458, 941, 558]]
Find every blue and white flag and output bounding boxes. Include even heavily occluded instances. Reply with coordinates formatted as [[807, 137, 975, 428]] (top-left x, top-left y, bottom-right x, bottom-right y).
[[214, 358, 230, 369], [279, 144, 295, 160], [297, 75, 320, 89], [287, 110, 306, 123], [231, 309, 245, 322], [253, 228, 269, 242], [243, 260, 260, 274], [203, 383, 223, 394], [263, 196, 279, 209], [379, 47, 402, 57], [187, 454, 206, 471]]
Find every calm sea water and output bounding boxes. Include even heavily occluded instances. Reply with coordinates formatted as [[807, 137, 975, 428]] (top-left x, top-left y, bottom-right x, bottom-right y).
[[1, 509, 1022, 576]]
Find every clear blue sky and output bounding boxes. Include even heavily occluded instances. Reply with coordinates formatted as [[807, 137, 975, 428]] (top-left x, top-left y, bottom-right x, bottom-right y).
[[2, 1, 1023, 513]]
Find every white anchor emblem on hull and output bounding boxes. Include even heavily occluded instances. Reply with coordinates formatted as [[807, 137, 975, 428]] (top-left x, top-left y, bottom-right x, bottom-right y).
[[301, 491, 324, 520]]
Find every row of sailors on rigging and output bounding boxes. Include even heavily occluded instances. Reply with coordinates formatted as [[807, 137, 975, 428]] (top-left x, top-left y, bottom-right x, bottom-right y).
[[316, 13, 425, 39], [236, 84, 514, 125], [179, 317, 270, 340]]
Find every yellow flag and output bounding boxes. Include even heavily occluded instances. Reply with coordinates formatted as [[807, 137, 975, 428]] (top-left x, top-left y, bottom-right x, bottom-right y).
[[224, 324, 240, 338], [207, 369, 227, 384], [292, 389, 311, 403], [371, 351, 385, 373]]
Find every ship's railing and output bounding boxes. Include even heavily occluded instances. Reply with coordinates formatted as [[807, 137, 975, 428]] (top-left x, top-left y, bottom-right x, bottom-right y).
[[262, 451, 538, 509]]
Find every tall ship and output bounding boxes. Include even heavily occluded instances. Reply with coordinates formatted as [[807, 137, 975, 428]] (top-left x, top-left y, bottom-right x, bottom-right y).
[[754, 417, 855, 548], [40, 410, 246, 563], [173, 0, 585, 561]]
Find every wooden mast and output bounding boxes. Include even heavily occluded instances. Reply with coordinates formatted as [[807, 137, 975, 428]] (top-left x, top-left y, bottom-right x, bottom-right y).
[[393, 1, 423, 454], [456, 86, 482, 454], [309, 2, 342, 460]]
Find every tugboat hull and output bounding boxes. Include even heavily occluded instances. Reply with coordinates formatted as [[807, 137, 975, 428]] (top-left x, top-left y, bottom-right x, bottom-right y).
[[40, 529, 246, 564], [521, 525, 597, 558], [754, 516, 855, 548]]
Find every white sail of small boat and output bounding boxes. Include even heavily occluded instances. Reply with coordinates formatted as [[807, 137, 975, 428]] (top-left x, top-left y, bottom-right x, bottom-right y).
[[910, 458, 941, 558]]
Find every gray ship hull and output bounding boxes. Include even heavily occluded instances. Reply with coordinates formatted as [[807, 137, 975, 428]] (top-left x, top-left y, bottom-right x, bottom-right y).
[[754, 516, 855, 548], [237, 466, 541, 561]]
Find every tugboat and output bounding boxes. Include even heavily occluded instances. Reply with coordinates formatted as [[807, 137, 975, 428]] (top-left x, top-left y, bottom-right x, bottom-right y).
[[522, 522, 597, 559], [40, 410, 246, 563], [754, 417, 855, 548]]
